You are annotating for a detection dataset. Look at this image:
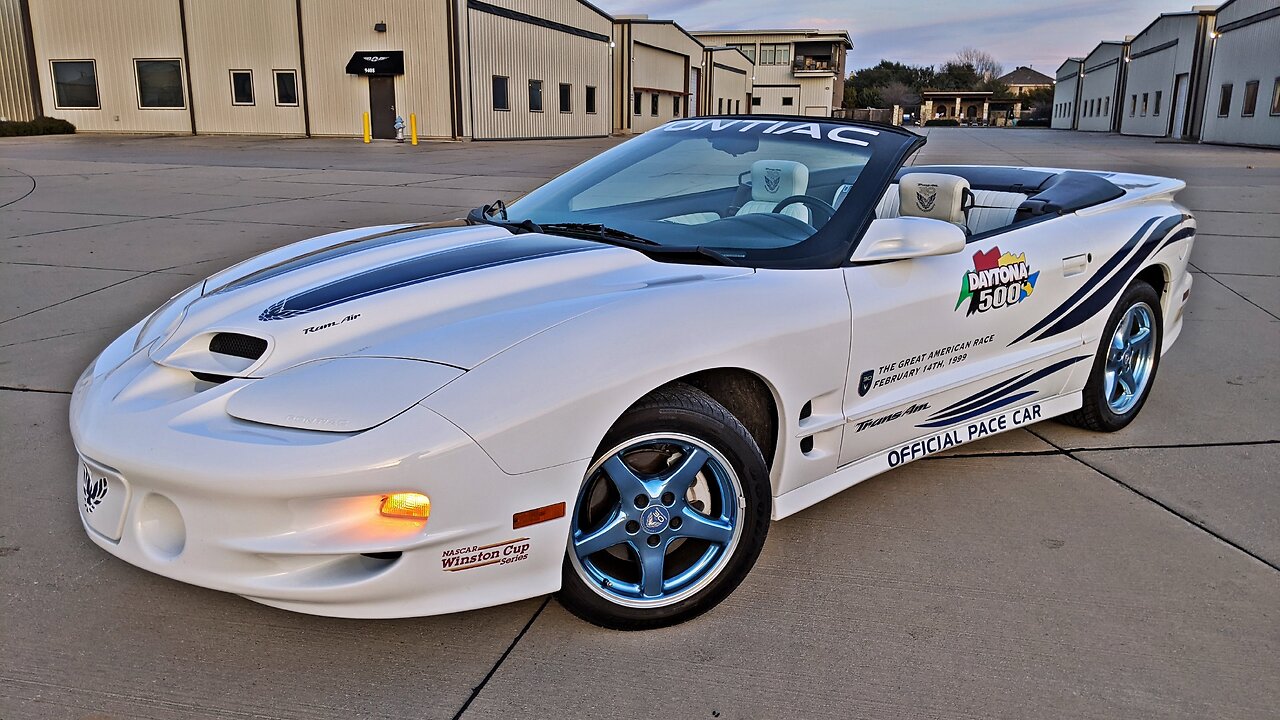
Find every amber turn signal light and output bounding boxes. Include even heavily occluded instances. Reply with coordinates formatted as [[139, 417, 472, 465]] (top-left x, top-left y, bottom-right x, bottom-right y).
[[380, 492, 431, 521], [513, 501, 566, 529]]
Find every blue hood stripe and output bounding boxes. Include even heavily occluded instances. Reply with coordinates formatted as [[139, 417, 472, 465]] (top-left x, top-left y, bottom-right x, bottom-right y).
[[258, 235, 601, 321]]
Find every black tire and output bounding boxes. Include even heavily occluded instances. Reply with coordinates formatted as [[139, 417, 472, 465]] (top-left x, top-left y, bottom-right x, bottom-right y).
[[1060, 281, 1163, 432], [557, 382, 771, 630]]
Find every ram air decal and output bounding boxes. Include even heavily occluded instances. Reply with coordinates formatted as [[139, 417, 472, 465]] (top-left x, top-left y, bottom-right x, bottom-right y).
[[1009, 215, 1191, 346], [916, 354, 1089, 428], [259, 236, 600, 321]]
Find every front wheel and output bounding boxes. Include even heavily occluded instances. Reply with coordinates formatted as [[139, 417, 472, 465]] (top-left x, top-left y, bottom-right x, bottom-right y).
[[558, 383, 771, 630], [1061, 281, 1163, 432]]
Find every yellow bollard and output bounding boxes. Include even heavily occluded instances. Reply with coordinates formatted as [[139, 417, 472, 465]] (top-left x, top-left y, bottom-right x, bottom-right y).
[[362, 112, 371, 144], [410, 113, 418, 146]]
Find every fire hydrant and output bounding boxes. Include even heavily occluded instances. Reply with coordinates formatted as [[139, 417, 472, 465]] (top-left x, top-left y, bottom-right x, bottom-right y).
[[394, 116, 406, 143]]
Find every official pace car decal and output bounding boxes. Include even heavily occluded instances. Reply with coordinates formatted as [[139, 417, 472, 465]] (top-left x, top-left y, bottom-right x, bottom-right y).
[[258, 236, 601, 321], [1009, 215, 1193, 346], [955, 247, 1039, 316]]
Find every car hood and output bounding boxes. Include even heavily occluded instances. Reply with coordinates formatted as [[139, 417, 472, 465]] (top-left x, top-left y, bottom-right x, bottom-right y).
[[148, 223, 751, 377]]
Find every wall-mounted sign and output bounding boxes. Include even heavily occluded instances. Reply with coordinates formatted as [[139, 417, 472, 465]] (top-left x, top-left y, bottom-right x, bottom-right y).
[[345, 51, 405, 76]]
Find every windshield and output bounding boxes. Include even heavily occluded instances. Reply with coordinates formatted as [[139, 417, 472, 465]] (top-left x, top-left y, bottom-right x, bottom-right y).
[[496, 117, 922, 268]]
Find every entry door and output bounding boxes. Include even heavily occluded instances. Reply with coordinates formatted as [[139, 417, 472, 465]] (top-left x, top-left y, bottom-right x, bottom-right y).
[[1171, 74, 1188, 138], [838, 227, 1093, 466], [369, 76, 396, 139]]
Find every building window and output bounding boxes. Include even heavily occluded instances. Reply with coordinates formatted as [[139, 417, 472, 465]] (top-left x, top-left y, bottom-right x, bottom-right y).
[[1130, 95, 1136, 116], [1104, 96, 1109, 116], [1153, 90, 1162, 116], [758, 43, 790, 65], [634, 91, 642, 115], [1218, 84, 1232, 117], [230, 70, 254, 106], [782, 96, 794, 107], [728, 43, 755, 63], [528, 79, 543, 112], [717, 97, 723, 113], [274, 70, 298, 106], [559, 83, 572, 113], [1271, 78, 1280, 116], [735, 100, 741, 113], [50, 60, 99, 109], [672, 95, 680, 116], [651, 92, 658, 116], [135, 59, 185, 109], [1141, 93, 1148, 116], [751, 96, 761, 107], [492, 76, 509, 110], [1241, 80, 1258, 117], [585, 85, 597, 114]]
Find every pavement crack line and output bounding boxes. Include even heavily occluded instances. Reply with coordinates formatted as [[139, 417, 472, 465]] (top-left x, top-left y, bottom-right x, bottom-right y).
[[0, 270, 159, 327], [1189, 262, 1280, 321], [0, 165, 37, 209], [452, 595, 551, 720], [0, 385, 71, 395], [1028, 428, 1279, 573], [924, 438, 1280, 461]]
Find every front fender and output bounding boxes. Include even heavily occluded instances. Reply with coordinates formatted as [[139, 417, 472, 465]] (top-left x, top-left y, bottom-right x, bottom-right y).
[[422, 268, 853, 490]]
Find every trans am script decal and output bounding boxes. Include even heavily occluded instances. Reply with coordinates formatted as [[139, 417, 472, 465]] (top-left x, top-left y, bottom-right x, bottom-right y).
[[955, 247, 1039, 315]]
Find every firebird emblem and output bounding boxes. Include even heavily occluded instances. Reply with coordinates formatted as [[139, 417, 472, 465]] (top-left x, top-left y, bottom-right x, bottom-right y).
[[640, 506, 669, 532], [81, 465, 107, 513], [916, 184, 938, 212], [763, 168, 783, 194], [858, 369, 875, 397]]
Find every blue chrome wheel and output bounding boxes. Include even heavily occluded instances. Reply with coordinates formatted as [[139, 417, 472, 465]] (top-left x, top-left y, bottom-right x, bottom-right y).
[[1103, 302, 1157, 415], [568, 433, 744, 608]]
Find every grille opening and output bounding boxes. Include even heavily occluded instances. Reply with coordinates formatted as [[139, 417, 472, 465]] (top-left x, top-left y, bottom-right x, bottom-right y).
[[800, 436, 815, 454], [799, 401, 813, 421], [209, 332, 268, 361], [192, 371, 232, 385]]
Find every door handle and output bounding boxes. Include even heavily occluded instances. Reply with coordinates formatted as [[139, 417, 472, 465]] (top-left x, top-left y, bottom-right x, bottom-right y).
[[1063, 253, 1088, 277]]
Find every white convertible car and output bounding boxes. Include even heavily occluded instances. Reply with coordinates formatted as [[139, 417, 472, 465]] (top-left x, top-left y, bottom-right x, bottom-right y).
[[71, 117, 1195, 629]]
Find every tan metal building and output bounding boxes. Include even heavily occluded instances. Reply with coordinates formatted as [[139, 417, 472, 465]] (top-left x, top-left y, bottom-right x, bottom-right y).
[[691, 29, 850, 116], [700, 46, 753, 115], [611, 17, 702, 133], [0, 0, 37, 122], [13, 0, 615, 139]]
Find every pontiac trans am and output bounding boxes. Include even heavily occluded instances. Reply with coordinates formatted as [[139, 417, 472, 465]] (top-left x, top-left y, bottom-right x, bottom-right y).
[[70, 117, 1195, 629]]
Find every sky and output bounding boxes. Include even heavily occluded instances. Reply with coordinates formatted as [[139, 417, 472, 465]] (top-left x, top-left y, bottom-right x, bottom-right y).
[[604, 0, 1213, 73]]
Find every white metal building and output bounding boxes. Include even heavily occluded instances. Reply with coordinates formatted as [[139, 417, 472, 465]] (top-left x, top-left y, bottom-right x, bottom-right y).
[[1051, 58, 1083, 130], [691, 29, 850, 116], [1119, 10, 1216, 139], [1200, 0, 1280, 147], [611, 17, 703, 134], [700, 46, 754, 116], [1076, 41, 1128, 132]]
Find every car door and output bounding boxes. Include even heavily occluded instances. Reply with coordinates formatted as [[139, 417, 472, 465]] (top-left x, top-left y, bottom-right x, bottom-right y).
[[838, 220, 1092, 466]]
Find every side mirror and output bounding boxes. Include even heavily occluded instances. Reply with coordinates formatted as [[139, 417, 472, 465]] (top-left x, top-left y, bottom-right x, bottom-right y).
[[850, 217, 967, 263]]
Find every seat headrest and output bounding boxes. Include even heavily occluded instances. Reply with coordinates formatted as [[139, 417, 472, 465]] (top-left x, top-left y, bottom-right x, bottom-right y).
[[899, 173, 970, 226], [750, 160, 809, 203]]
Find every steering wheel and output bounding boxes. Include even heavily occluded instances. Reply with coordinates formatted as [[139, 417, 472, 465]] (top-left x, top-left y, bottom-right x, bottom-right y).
[[772, 195, 837, 228]]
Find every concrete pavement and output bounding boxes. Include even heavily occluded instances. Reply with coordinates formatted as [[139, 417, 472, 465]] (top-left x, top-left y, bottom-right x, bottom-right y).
[[1, 129, 1276, 719]]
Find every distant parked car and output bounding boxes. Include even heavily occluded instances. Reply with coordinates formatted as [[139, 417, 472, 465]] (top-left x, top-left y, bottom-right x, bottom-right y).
[[72, 116, 1195, 629]]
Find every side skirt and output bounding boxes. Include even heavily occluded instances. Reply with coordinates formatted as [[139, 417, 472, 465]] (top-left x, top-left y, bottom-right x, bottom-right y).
[[773, 392, 1082, 519]]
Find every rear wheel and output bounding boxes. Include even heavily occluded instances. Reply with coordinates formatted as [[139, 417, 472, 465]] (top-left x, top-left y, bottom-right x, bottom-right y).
[[558, 383, 770, 630], [1061, 281, 1162, 432]]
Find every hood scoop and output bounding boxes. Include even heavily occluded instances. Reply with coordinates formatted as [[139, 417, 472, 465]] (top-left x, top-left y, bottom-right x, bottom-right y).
[[153, 330, 274, 383]]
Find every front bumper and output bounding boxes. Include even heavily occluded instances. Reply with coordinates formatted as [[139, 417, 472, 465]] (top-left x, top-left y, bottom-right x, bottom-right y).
[[70, 349, 584, 619]]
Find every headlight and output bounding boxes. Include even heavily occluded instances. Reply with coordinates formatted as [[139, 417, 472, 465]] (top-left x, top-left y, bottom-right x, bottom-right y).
[[133, 282, 203, 351], [224, 357, 463, 432]]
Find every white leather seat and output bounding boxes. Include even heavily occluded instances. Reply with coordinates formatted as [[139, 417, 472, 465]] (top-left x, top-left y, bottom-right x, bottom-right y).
[[735, 160, 811, 223], [898, 173, 970, 227], [966, 190, 1026, 235]]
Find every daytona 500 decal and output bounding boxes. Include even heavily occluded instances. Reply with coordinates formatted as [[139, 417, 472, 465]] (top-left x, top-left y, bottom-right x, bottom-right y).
[[956, 247, 1038, 315]]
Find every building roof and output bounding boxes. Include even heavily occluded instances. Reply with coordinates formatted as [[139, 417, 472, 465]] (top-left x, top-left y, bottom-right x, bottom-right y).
[[998, 66, 1053, 86], [692, 29, 852, 47]]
